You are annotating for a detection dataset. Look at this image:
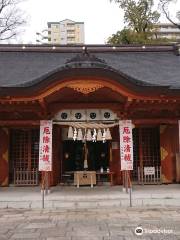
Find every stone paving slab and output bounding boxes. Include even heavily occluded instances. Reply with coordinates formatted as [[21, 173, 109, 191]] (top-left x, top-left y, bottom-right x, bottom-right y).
[[10, 232, 41, 239], [0, 206, 179, 240]]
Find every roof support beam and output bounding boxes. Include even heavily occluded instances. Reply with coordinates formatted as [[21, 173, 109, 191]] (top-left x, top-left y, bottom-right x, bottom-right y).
[[38, 98, 48, 116], [0, 120, 40, 126], [133, 119, 178, 125]]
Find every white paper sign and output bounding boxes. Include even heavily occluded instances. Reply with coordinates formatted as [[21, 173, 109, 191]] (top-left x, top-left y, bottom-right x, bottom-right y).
[[119, 120, 134, 170], [144, 167, 155, 175], [39, 120, 53, 171]]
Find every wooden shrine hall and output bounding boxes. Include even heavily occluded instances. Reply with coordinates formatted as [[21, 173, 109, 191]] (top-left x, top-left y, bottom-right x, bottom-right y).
[[0, 43, 180, 187]]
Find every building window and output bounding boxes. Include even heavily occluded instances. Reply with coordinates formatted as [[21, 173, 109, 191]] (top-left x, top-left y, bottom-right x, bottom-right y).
[[67, 23, 75, 26], [67, 37, 75, 40], [67, 30, 75, 33]]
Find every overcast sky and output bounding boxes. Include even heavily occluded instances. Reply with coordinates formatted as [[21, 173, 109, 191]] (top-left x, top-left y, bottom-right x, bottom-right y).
[[17, 0, 180, 44]]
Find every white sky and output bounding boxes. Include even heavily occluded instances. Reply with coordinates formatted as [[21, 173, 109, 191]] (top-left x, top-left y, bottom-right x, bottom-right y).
[[16, 0, 180, 44]]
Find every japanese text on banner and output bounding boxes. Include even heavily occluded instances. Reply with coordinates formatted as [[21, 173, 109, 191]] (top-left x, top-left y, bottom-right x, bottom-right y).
[[119, 120, 133, 170], [39, 120, 52, 171]]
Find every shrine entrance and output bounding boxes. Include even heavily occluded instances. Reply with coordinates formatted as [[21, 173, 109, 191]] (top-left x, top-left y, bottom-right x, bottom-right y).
[[55, 109, 117, 185], [62, 140, 109, 173]]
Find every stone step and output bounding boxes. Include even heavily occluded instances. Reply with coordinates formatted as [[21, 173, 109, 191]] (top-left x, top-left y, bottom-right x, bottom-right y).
[[1, 185, 180, 209], [0, 197, 180, 209]]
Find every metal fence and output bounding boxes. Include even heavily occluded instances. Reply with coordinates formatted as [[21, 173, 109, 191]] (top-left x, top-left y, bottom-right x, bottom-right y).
[[14, 168, 39, 186], [138, 166, 161, 184]]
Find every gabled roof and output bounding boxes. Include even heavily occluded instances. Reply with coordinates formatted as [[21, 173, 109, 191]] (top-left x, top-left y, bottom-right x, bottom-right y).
[[0, 44, 179, 93]]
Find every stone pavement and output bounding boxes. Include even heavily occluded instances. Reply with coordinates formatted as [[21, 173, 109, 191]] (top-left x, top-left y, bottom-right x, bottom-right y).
[[0, 206, 179, 240], [0, 184, 180, 209]]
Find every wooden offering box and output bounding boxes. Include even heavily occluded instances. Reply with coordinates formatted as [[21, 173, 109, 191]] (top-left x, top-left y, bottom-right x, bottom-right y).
[[74, 171, 96, 187]]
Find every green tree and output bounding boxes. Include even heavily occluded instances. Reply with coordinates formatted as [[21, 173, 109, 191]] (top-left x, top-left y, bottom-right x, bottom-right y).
[[111, 0, 160, 33], [107, 28, 170, 44], [108, 0, 176, 44], [0, 0, 26, 41], [107, 28, 149, 44]]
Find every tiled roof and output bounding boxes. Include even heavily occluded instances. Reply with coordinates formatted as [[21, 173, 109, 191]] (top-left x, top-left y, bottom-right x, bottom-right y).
[[0, 44, 179, 90]]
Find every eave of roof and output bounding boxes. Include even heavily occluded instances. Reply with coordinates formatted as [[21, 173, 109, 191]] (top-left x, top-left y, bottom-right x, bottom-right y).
[[0, 43, 174, 53]]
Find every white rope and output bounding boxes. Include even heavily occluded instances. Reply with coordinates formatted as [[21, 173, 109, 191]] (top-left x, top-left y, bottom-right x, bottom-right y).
[[53, 121, 119, 129]]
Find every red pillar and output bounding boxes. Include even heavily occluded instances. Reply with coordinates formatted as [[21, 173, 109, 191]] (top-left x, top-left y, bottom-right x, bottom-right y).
[[0, 128, 9, 186], [49, 125, 61, 186], [160, 124, 178, 183], [110, 126, 121, 185]]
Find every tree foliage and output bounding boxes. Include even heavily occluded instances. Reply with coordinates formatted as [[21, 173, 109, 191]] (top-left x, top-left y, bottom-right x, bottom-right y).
[[108, 0, 178, 44], [107, 28, 170, 44], [107, 29, 150, 44], [159, 0, 180, 29], [111, 0, 160, 32], [0, 0, 26, 41]]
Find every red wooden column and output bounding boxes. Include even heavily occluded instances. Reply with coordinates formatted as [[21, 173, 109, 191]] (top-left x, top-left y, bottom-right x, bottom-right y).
[[0, 128, 9, 186], [110, 126, 121, 185], [160, 124, 179, 183], [176, 121, 180, 182], [138, 128, 144, 182], [49, 125, 61, 186]]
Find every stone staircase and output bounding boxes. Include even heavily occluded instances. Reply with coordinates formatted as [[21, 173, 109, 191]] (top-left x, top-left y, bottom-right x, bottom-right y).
[[0, 185, 180, 209]]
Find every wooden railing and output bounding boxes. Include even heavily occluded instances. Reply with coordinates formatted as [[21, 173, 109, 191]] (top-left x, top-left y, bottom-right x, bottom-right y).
[[14, 168, 38, 186], [138, 166, 161, 184]]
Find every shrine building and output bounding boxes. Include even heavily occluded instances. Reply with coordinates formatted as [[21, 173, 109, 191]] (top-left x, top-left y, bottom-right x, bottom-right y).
[[0, 44, 180, 187]]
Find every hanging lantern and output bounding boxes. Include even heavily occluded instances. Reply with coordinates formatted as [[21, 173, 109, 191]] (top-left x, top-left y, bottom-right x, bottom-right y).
[[68, 126, 73, 139], [102, 129, 106, 143], [97, 129, 103, 141], [73, 128, 77, 141], [106, 128, 112, 140], [77, 128, 83, 141], [86, 129, 92, 141]]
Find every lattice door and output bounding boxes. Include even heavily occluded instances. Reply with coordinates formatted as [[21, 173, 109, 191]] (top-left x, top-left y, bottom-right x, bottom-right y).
[[141, 128, 160, 167], [9, 129, 39, 185], [132, 127, 160, 182]]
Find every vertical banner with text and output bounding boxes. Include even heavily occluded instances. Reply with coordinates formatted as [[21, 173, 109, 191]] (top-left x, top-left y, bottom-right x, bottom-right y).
[[39, 120, 53, 171], [119, 120, 133, 170]]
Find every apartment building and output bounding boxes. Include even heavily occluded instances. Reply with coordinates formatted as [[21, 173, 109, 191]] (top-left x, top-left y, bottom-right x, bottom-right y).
[[153, 23, 180, 41], [47, 19, 84, 44]]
